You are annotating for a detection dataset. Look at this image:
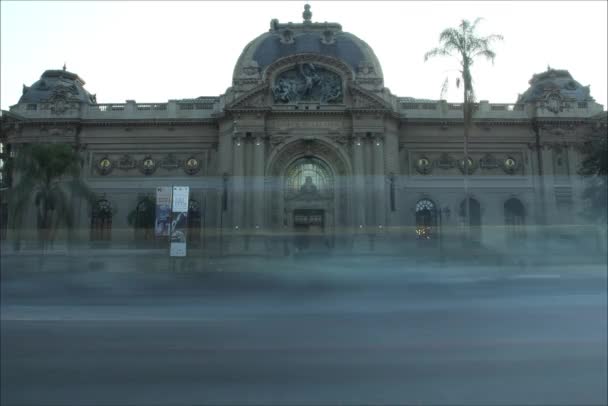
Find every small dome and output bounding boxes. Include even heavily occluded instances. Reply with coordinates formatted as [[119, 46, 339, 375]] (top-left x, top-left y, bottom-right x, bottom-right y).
[[19, 69, 96, 105], [517, 68, 593, 104], [232, 5, 383, 85]]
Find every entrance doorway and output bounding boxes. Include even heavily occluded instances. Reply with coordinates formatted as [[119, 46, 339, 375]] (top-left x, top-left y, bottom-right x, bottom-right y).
[[293, 209, 328, 252]]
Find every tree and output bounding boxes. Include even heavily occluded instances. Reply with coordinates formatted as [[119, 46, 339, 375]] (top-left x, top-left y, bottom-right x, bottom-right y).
[[9, 143, 95, 250], [424, 18, 503, 241], [579, 123, 608, 224]]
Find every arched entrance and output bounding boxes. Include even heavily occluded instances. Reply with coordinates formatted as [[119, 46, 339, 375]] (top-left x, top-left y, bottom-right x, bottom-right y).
[[266, 138, 352, 255], [415, 199, 437, 241], [285, 157, 333, 253]]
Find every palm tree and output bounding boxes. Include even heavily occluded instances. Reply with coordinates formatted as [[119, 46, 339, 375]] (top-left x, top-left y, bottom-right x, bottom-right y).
[[9, 143, 95, 251], [424, 18, 503, 242]]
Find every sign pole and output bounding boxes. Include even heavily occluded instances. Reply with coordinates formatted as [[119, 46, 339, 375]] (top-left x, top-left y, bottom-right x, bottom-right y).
[[170, 186, 189, 261]]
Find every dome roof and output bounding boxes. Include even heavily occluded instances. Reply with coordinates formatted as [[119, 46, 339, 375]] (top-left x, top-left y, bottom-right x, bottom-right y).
[[517, 68, 594, 104], [19, 68, 96, 105], [232, 5, 383, 85]]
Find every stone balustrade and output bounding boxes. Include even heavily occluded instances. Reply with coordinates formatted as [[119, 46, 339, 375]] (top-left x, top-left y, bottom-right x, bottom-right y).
[[9, 98, 221, 120], [9, 96, 603, 121], [397, 98, 603, 119]]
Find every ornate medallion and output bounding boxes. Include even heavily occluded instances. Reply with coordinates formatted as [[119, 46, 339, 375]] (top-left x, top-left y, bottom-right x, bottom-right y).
[[502, 157, 518, 174], [415, 156, 432, 175], [140, 156, 156, 175], [96, 157, 113, 175], [458, 156, 477, 175], [184, 157, 200, 175]]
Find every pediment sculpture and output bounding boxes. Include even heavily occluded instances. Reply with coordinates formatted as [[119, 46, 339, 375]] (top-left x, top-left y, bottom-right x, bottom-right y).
[[272, 63, 342, 104]]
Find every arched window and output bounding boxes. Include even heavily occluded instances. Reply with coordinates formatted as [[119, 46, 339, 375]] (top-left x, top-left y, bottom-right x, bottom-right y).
[[188, 198, 202, 248], [91, 199, 112, 241], [504, 198, 526, 242], [415, 199, 437, 240], [131, 196, 155, 241], [285, 157, 332, 196], [459, 197, 482, 242]]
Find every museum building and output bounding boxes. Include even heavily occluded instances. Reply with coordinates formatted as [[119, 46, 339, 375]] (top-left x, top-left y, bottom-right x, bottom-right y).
[[1, 5, 606, 257]]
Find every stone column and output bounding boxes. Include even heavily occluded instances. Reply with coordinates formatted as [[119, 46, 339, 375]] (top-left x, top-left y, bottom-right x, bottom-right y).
[[251, 133, 266, 252], [373, 133, 386, 225], [230, 132, 245, 253], [352, 134, 366, 227], [351, 134, 367, 250], [373, 133, 386, 249]]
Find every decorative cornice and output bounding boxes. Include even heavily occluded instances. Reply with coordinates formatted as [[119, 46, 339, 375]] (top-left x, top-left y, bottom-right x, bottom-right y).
[[348, 84, 392, 112], [225, 83, 270, 111]]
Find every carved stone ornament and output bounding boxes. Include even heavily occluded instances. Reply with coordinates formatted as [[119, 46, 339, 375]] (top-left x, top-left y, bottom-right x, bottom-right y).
[[458, 156, 478, 175], [357, 62, 375, 76], [415, 156, 432, 175], [272, 63, 342, 104], [280, 29, 295, 44], [184, 157, 200, 175], [140, 156, 156, 175], [96, 157, 113, 175], [479, 153, 499, 169], [40, 126, 76, 137], [117, 154, 136, 170], [270, 135, 289, 146], [160, 153, 179, 170], [241, 62, 261, 78], [46, 85, 79, 115], [502, 156, 519, 174], [321, 29, 335, 45], [544, 90, 564, 114], [436, 153, 454, 169]]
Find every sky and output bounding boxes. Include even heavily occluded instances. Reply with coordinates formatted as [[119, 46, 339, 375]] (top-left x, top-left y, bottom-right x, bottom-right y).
[[1, 1, 607, 110]]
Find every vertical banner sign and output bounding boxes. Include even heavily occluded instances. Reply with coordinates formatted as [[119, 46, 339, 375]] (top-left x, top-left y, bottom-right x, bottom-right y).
[[155, 187, 172, 237], [170, 186, 189, 257]]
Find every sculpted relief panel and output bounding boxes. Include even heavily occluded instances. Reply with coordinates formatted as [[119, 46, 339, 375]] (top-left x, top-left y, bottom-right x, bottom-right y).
[[91, 152, 208, 177], [272, 63, 342, 104]]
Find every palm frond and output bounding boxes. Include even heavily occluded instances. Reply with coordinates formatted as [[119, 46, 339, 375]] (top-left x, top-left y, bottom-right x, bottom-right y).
[[474, 49, 497, 64], [470, 17, 484, 33], [424, 47, 451, 61]]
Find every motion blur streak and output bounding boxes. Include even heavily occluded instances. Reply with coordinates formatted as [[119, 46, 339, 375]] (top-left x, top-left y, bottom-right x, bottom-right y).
[[1, 255, 606, 406]]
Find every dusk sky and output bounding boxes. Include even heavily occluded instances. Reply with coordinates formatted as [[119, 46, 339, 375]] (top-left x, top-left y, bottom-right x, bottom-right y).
[[1, 1, 606, 110]]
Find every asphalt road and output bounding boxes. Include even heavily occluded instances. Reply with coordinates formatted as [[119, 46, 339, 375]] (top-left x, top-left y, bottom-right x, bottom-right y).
[[1, 263, 607, 405]]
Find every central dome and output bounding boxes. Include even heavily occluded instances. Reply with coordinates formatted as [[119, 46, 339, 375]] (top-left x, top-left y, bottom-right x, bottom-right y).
[[232, 5, 383, 87]]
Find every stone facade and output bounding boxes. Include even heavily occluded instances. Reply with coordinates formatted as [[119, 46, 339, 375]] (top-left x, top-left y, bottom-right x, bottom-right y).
[[1, 7, 606, 259]]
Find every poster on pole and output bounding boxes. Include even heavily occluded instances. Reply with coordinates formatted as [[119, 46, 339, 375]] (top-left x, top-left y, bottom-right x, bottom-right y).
[[155, 186, 172, 237], [170, 186, 189, 257]]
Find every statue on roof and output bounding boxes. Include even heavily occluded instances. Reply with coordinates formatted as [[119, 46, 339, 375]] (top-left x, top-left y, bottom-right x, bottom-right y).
[[303, 4, 312, 23]]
